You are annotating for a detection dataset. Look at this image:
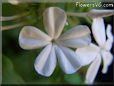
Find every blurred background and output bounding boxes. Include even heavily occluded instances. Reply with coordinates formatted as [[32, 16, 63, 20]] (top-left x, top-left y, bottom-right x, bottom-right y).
[[2, 1, 114, 85]]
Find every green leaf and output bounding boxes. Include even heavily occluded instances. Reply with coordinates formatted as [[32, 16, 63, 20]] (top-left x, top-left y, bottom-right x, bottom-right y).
[[2, 55, 25, 84], [64, 73, 83, 84]]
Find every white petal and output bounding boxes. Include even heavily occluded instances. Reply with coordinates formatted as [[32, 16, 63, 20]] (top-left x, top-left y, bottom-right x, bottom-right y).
[[76, 43, 100, 66], [59, 25, 91, 40], [43, 7, 67, 39], [92, 18, 106, 47], [34, 44, 56, 77], [55, 45, 82, 74], [58, 34, 91, 48], [101, 50, 113, 74], [85, 54, 101, 84], [105, 24, 113, 51], [8, 0, 19, 5], [19, 26, 51, 49], [58, 25, 91, 48], [88, 9, 114, 18]]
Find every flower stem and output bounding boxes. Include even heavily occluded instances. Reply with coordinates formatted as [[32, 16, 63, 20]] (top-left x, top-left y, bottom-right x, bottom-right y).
[[0, 12, 29, 21], [67, 12, 88, 17], [1, 22, 26, 31]]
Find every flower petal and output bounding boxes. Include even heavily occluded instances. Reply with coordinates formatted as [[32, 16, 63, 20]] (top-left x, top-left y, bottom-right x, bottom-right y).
[[34, 44, 56, 77], [105, 24, 113, 51], [19, 26, 51, 49], [58, 35, 91, 48], [88, 9, 114, 18], [85, 54, 101, 84], [101, 50, 113, 74], [76, 43, 100, 66], [58, 25, 91, 48], [59, 25, 91, 40], [43, 7, 67, 39], [92, 18, 106, 47], [55, 45, 82, 74]]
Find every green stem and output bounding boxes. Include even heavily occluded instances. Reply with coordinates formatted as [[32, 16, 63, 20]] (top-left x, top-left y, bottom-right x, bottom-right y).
[[67, 12, 88, 17], [1, 22, 26, 31], [1, 12, 29, 21]]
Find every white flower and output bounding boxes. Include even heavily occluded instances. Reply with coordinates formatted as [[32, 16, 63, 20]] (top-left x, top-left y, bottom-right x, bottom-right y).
[[19, 7, 91, 77], [8, 0, 19, 5], [76, 17, 113, 84]]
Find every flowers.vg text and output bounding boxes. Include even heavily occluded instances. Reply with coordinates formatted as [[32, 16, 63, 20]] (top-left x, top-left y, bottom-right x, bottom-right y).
[[75, 2, 113, 8]]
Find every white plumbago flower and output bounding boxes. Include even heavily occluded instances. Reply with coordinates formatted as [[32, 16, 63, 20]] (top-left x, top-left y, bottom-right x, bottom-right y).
[[76, 17, 113, 84], [19, 7, 91, 77]]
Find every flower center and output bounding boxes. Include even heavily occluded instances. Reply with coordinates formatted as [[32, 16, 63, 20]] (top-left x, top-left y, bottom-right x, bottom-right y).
[[51, 39, 60, 45], [52, 39, 56, 43], [100, 46, 105, 51]]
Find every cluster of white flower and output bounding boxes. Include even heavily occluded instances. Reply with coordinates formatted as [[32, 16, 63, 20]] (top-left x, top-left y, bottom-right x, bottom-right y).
[[18, 7, 113, 84]]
